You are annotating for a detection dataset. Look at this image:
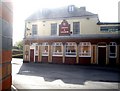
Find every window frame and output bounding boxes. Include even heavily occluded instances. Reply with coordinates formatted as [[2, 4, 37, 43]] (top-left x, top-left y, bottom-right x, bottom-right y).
[[68, 5, 74, 12], [25, 45, 29, 55], [73, 22, 80, 35], [109, 42, 117, 58], [35, 45, 39, 55], [79, 42, 91, 57], [41, 42, 49, 56], [52, 42, 63, 56], [32, 24, 38, 35], [51, 23, 57, 35], [65, 42, 77, 57], [100, 26, 120, 32]]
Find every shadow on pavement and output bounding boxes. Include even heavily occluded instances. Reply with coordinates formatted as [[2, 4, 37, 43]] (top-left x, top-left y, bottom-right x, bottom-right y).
[[17, 63, 120, 85]]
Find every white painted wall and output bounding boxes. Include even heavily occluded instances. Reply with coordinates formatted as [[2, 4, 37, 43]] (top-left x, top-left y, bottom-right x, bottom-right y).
[[25, 17, 119, 37]]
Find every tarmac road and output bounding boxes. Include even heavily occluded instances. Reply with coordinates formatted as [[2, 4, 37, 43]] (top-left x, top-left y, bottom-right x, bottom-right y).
[[12, 58, 120, 90]]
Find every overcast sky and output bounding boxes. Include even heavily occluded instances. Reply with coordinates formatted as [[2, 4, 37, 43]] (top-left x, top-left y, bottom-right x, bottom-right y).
[[13, 0, 120, 45]]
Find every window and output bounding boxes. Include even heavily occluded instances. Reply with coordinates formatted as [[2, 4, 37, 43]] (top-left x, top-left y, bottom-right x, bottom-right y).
[[109, 42, 117, 58], [51, 23, 57, 35], [32, 25, 37, 35], [25, 45, 29, 55], [25, 45, 29, 60], [52, 42, 63, 56], [79, 42, 91, 57], [65, 42, 77, 56], [100, 26, 120, 32], [35, 45, 39, 55], [73, 22, 80, 34], [41, 43, 49, 56], [68, 5, 74, 12]]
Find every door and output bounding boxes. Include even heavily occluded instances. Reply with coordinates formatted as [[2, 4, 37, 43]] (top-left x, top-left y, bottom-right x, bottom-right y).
[[30, 49, 34, 62], [98, 47, 106, 65]]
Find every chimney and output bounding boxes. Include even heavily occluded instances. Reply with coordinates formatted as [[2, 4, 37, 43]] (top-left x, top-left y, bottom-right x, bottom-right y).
[[79, 7, 86, 11]]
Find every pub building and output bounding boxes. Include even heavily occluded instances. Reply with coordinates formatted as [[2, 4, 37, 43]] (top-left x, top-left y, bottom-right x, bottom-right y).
[[23, 5, 120, 65]]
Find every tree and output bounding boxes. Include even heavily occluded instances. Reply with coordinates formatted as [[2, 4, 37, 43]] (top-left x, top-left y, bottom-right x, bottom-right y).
[[14, 40, 23, 50]]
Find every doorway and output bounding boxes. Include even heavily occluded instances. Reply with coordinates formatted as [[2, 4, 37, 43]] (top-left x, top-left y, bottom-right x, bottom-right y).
[[30, 49, 34, 62], [97, 43, 107, 65]]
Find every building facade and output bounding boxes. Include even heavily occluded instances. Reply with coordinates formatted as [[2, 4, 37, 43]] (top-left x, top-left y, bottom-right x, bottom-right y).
[[0, 1, 13, 90], [23, 5, 120, 65]]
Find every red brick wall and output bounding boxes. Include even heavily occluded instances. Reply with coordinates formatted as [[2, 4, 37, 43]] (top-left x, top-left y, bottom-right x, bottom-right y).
[[52, 56, 63, 64], [65, 57, 76, 64], [79, 57, 91, 64], [0, 1, 13, 90], [41, 56, 48, 63]]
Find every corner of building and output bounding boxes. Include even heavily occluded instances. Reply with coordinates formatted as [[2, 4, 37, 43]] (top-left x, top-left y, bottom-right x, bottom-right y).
[[0, 1, 13, 90]]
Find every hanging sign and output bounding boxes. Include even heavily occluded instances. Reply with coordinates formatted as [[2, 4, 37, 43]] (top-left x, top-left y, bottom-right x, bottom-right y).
[[59, 20, 70, 36]]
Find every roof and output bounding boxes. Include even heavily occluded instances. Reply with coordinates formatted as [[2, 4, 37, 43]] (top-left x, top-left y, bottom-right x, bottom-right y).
[[24, 34, 120, 40], [24, 34, 120, 45], [26, 5, 98, 21]]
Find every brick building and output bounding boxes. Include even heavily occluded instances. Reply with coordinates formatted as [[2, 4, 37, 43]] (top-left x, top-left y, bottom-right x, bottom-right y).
[[0, 1, 13, 90], [23, 5, 120, 65]]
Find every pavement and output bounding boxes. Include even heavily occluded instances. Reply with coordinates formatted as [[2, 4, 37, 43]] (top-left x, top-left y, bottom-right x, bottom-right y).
[[11, 58, 120, 90]]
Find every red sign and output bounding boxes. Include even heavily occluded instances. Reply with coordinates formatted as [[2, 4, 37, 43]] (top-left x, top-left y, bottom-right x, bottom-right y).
[[59, 20, 70, 36]]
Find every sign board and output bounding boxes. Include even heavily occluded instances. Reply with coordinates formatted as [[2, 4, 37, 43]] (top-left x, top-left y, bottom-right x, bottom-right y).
[[59, 20, 70, 36]]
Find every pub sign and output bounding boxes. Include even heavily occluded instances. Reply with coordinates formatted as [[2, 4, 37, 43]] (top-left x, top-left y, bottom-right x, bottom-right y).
[[59, 20, 70, 36]]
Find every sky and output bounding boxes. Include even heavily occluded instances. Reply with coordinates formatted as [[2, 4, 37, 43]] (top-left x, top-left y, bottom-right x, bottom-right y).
[[13, 0, 120, 45]]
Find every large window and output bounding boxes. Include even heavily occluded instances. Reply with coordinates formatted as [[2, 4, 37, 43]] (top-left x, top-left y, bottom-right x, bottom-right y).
[[79, 42, 91, 57], [32, 24, 37, 35], [65, 42, 77, 56], [51, 23, 57, 35], [109, 42, 117, 58], [52, 42, 63, 56], [41, 43, 49, 56], [100, 26, 120, 32], [73, 22, 80, 34]]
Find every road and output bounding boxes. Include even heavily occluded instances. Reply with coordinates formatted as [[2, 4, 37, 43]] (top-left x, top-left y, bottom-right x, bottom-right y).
[[12, 58, 120, 90]]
